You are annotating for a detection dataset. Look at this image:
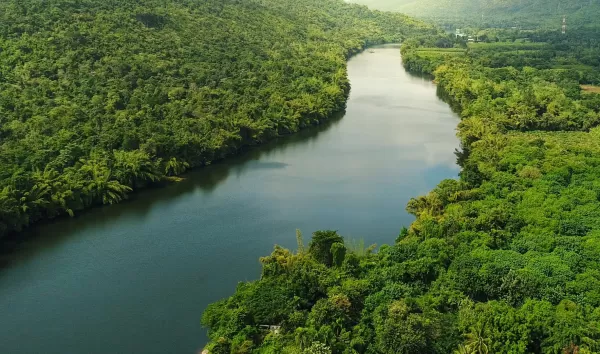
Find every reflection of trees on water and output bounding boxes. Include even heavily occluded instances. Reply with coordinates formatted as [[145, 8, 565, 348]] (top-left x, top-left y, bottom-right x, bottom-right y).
[[403, 69, 462, 114], [0, 112, 345, 265], [436, 86, 462, 115], [404, 69, 434, 81], [402, 69, 459, 111], [181, 110, 345, 193]]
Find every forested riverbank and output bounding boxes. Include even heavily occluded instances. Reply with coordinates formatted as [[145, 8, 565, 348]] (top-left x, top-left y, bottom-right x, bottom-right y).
[[5, 0, 600, 352], [349, 0, 600, 29], [0, 0, 437, 242], [0, 45, 461, 354], [202, 30, 600, 354]]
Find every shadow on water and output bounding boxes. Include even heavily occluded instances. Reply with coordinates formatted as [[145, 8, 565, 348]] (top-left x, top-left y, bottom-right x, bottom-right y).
[[191, 111, 344, 192], [405, 69, 435, 82], [404, 69, 463, 116], [402, 70, 465, 170], [436, 86, 463, 115], [0, 112, 345, 270]]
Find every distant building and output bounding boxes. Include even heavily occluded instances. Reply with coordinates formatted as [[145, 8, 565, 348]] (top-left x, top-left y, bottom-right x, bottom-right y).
[[259, 325, 281, 334], [455, 29, 467, 38]]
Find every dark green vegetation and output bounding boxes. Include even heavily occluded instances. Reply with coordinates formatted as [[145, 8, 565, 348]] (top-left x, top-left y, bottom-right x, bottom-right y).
[[0, 0, 436, 242], [349, 0, 600, 28], [402, 28, 600, 84], [202, 30, 600, 354], [0, 46, 462, 354]]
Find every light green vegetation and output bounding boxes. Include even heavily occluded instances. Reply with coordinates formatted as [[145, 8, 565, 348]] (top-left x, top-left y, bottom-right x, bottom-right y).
[[416, 48, 466, 57], [3, 0, 600, 352], [467, 42, 549, 50], [581, 85, 600, 94], [404, 29, 600, 84], [0, 0, 437, 242], [348, 0, 600, 28], [202, 27, 600, 354]]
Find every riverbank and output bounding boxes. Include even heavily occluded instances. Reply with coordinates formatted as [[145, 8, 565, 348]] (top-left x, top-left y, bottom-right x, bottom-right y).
[[0, 41, 384, 252], [201, 37, 600, 353], [0, 46, 460, 354], [0, 0, 440, 244]]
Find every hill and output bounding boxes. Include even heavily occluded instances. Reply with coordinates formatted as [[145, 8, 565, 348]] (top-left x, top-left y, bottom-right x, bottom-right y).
[[0, 0, 436, 240], [347, 0, 600, 28]]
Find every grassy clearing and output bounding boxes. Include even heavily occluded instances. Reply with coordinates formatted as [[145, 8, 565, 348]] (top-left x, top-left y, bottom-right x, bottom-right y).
[[415, 47, 466, 58], [552, 64, 595, 70], [467, 42, 548, 50], [581, 85, 600, 94], [416, 47, 465, 52]]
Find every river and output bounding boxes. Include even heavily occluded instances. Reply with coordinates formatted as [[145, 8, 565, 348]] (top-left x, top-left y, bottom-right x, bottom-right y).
[[0, 45, 459, 354]]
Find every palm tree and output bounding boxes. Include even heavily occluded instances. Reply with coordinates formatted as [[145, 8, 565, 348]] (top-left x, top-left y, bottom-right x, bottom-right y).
[[295, 327, 311, 350], [113, 150, 162, 187], [164, 157, 190, 176], [51, 188, 76, 217], [454, 344, 475, 354], [79, 158, 132, 205], [20, 182, 51, 213], [0, 186, 24, 235], [101, 179, 132, 205], [31, 168, 76, 217], [465, 324, 490, 354]]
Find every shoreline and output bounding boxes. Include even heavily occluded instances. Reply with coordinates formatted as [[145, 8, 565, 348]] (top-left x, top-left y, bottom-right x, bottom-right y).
[[0, 43, 395, 253]]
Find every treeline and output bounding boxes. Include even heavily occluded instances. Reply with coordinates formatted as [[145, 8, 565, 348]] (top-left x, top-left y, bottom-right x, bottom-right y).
[[202, 31, 600, 353], [350, 0, 600, 29], [402, 29, 600, 84], [0, 0, 437, 241]]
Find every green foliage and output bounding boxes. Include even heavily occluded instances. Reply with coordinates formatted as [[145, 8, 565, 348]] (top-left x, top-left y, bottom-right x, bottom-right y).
[[308, 231, 344, 267], [203, 26, 600, 354], [346, 238, 377, 257], [0, 0, 437, 242], [330, 243, 346, 268], [296, 229, 305, 255], [349, 0, 600, 29], [305, 342, 332, 354], [373, 300, 435, 354]]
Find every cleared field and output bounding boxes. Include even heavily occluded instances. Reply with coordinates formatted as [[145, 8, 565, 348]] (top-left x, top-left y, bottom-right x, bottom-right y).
[[467, 42, 548, 51], [552, 64, 596, 72], [415, 47, 466, 58], [581, 85, 600, 93], [416, 47, 465, 52]]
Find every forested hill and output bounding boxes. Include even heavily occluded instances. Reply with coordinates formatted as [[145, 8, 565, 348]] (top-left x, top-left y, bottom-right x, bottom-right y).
[[0, 0, 436, 241], [348, 0, 600, 28]]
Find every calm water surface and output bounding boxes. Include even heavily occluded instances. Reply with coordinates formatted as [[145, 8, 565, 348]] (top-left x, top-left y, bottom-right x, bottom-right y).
[[0, 45, 459, 354]]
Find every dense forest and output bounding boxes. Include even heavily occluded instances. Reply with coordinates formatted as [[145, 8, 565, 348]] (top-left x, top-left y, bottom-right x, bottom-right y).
[[402, 28, 600, 84], [0, 0, 437, 242], [202, 25, 600, 354], [6, 0, 600, 352], [348, 0, 600, 28]]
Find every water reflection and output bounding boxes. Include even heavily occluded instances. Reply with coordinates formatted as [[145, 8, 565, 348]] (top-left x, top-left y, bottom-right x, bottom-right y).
[[0, 46, 460, 354], [1, 113, 345, 269], [191, 112, 344, 193]]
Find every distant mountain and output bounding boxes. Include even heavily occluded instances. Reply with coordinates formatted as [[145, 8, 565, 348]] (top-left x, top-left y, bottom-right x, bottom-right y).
[[348, 0, 600, 28]]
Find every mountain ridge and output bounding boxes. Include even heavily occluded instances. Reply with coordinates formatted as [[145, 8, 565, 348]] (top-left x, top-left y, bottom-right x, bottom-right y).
[[347, 0, 600, 28]]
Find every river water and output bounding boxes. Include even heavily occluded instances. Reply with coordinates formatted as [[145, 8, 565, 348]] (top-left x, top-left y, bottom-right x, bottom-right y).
[[0, 45, 459, 354]]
